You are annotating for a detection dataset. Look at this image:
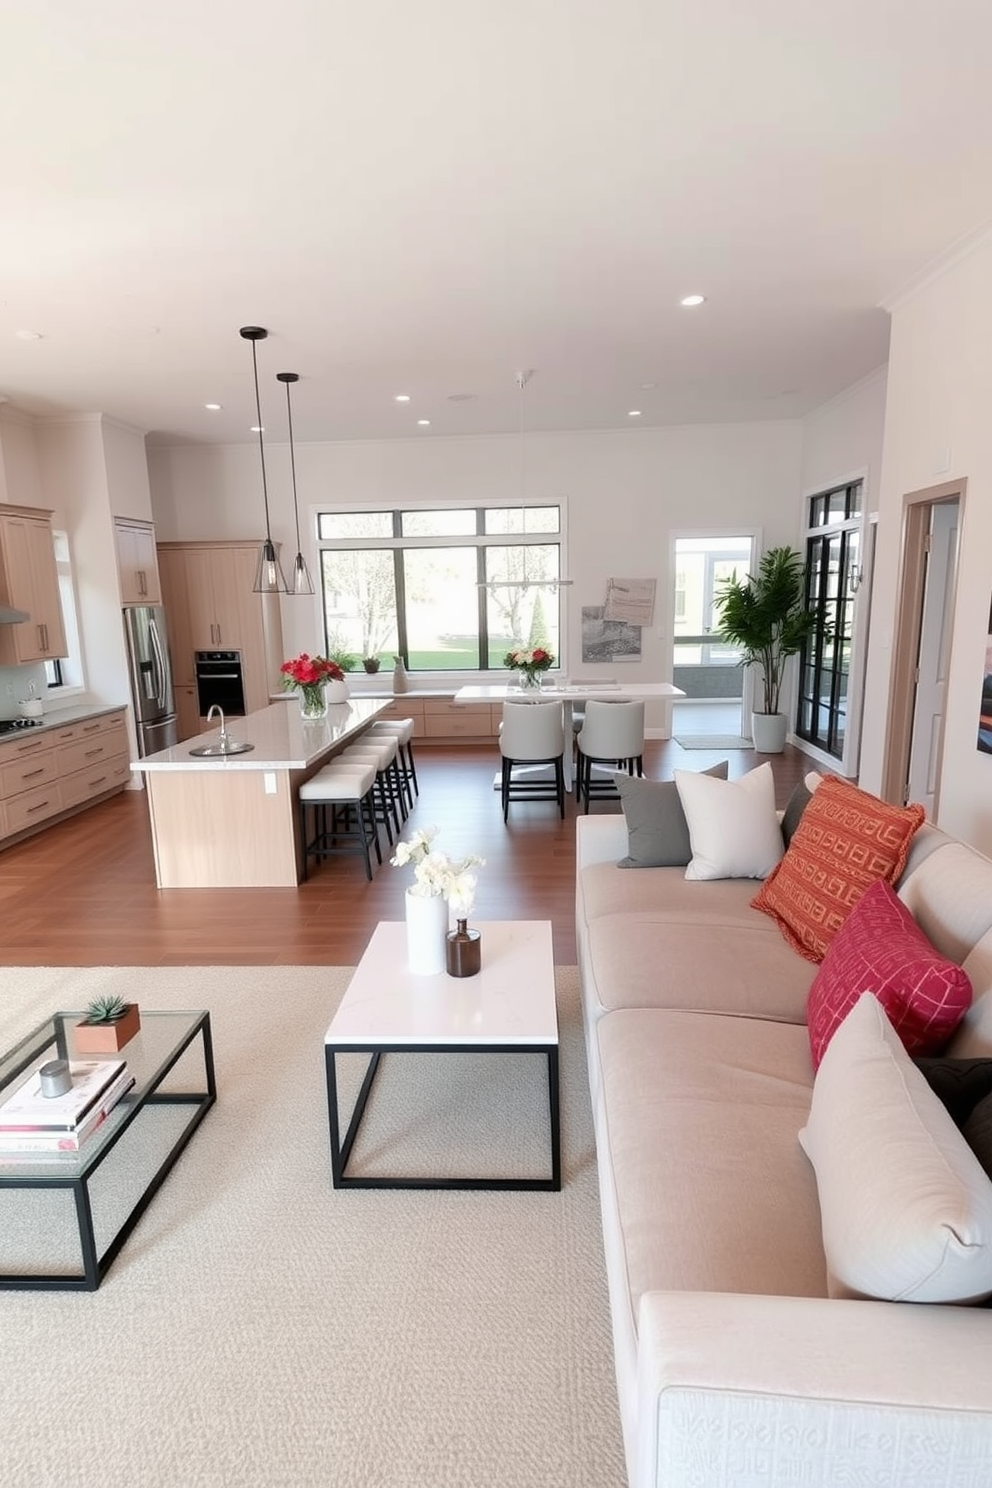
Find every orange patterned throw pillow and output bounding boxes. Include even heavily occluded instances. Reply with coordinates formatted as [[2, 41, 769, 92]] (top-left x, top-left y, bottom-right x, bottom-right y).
[[751, 775, 925, 963]]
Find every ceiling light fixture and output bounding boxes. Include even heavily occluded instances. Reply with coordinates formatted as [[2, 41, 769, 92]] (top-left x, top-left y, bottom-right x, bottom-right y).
[[417, 419, 431, 427], [275, 372, 314, 597], [394, 393, 411, 403], [680, 294, 706, 307], [239, 326, 288, 595], [628, 409, 642, 418], [205, 402, 222, 411]]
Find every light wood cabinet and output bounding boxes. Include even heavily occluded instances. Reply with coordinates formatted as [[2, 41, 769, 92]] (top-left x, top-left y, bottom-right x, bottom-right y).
[[115, 518, 162, 605], [0, 506, 68, 664], [423, 698, 499, 739], [157, 547, 194, 684], [156, 541, 283, 720], [174, 684, 201, 742], [0, 709, 130, 849], [363, 694, 502, 742]]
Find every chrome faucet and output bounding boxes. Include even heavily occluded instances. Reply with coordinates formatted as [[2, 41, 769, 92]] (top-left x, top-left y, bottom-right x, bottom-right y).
[[206, 703, 227, 742]]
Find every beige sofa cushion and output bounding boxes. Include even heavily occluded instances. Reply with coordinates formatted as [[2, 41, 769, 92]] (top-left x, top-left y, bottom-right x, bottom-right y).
[[581, 860, 784, 927], [585, 913, 817, 1020], [595, 1008, 826, 1322]]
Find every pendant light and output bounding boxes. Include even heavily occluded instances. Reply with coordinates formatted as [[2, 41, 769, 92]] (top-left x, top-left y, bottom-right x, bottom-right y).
[[276, 371, 315, 595], [239, 326, 288, 594]]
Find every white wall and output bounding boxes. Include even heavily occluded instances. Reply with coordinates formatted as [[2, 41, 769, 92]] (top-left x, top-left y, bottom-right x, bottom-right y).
[[800, 367, 887, 513], [36, 419, 130, 710], [148, 420, 805, 729], [796, 367, 888, 771], [860, 232, 992, 851]]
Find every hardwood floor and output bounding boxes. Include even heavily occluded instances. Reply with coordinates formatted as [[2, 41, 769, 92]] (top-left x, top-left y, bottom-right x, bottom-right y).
[[0, 739, 810, 968]]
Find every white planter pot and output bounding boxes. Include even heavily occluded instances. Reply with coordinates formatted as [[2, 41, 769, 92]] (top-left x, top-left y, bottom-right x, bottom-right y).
[[325, 678, 350, 704], [405, 888, 448, 976], [751, 711, 788, 753]]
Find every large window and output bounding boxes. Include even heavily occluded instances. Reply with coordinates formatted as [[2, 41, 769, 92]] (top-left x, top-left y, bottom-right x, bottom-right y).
[[316, 505, 563, 674]]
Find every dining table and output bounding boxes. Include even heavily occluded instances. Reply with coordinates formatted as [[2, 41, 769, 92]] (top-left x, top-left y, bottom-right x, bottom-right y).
[[454, 679, 685, 790]]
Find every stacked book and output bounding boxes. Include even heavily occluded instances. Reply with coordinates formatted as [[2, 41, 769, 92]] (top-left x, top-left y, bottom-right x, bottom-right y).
[[0, 1059, 134, 1154]]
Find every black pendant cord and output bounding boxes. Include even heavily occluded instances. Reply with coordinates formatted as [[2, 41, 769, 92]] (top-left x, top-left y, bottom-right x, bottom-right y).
[[249, 338, 274, 544], [281, 374, 303, 554]]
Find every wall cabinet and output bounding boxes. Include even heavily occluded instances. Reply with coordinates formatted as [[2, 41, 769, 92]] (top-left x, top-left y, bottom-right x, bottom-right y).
[[115, 518, 162, 605], [0, 709, 129, 849], [0, 505, 68, 664], [157, 541, 284, 737]]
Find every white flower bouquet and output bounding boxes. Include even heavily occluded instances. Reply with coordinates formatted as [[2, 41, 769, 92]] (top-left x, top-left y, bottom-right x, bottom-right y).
[[390, 826, 485, 916]]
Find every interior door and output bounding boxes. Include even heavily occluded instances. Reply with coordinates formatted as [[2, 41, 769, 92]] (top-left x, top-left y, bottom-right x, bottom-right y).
[[906, 500, 959, 815]]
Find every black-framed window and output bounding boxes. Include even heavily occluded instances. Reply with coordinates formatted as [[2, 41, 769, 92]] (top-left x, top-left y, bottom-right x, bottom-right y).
[[796, 481, 863, 758], [316, 505, 563, 673]]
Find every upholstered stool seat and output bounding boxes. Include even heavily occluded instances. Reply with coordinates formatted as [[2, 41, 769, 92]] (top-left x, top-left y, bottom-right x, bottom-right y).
[[368, 717, 418, 803], [575, 699, 645, 813], [339, 736, 405, 841], [299, 760, 379, 881], [498, 700, 566, 822]]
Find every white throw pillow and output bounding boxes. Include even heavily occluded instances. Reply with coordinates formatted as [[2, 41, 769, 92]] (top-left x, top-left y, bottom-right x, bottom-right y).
[[799, 991, 992, 1304], [673, 761, 783, 881]]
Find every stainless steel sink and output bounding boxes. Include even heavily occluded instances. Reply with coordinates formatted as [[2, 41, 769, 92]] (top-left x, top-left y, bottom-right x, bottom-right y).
[[188, 741, 255, 758]]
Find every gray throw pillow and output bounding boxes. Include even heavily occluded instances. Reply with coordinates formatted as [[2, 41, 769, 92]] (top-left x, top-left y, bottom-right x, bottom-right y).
[[914, 1056, 992, 1182], [780, 778, 813, 847], [616, 761, 730, 868]]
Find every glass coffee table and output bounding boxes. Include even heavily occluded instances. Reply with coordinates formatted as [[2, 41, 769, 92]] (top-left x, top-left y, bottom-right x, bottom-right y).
[[0, 1009, 215, 1290], [325, 920, 561, 1190]]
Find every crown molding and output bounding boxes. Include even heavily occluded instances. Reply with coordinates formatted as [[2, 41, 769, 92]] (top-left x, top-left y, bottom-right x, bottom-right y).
[[882, 216, 992, 313]]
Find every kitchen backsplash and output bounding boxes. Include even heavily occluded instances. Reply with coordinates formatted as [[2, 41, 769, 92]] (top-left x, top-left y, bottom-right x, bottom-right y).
[[0, 661, 49, 719]]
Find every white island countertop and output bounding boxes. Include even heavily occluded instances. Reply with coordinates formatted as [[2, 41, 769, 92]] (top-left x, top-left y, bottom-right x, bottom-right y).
[[131, 698, 390, 773]]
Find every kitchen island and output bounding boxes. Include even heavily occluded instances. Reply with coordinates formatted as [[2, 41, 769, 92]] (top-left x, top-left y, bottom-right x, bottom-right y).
[[131, 698, 391, 889]]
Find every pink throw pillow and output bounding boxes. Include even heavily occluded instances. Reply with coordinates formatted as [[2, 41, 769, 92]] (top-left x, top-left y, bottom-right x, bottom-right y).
[[806, 879, 972, 1068]]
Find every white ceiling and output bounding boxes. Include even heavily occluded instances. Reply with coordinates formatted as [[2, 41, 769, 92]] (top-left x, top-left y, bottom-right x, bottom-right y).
[[1, 1, 991, 448]]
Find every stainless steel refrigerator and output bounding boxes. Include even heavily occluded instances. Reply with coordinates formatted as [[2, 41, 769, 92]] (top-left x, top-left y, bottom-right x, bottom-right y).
[[123, 604, 178, 757]]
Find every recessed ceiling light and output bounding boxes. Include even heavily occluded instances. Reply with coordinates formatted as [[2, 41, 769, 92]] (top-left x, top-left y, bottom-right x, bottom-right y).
[[394, 393, 411, 403], [446, 392, 477, 402], [680, 294, 706, 307], [628, 410, 642, 418], [417, 419, 431, 427], [205, 403, 222, 411], [14, 329, 43, 340], [250, 425, 264, 433]]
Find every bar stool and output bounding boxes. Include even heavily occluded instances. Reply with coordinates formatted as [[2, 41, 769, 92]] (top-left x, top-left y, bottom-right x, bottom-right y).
[[299, 760, 379, 881], [575, 700, 645, 813], [368, 717, 418, 803], [338, 736, 405, 843]]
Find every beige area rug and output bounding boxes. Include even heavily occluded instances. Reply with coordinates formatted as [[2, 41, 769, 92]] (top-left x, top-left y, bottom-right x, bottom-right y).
[[0, 966, 625, 1488]]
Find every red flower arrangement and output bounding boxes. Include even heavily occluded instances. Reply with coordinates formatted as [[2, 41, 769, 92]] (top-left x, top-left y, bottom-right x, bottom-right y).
[[279, 653, 344, 688], [280, 653, 346, 717]]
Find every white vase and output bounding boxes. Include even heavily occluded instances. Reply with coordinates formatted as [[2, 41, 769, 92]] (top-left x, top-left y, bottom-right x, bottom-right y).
[[405, 888, 448, 976], [325, 677, 349, 704]]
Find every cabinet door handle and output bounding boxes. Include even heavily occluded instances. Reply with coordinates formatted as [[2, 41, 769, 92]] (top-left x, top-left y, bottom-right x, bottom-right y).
[[84, 747, 103, 758], [22, 767, 46, 779], [27, 799, 52, 814], [88, 774, 108, 787]]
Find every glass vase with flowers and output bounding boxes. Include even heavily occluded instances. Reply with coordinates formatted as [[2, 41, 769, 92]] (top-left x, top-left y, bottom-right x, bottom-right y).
[[280, 653, 347, 719], [504, 645, 554, 690]]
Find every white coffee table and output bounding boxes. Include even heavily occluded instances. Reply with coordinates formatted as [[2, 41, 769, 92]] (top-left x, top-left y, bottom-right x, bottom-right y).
[[324, 920, 560, 1190]]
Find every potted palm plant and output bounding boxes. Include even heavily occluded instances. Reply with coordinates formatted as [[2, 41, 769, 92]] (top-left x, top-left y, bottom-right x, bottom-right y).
[[713, 545, 818, 753]]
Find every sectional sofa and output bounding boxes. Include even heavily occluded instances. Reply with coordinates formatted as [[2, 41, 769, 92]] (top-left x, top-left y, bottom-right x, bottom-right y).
[[576, 776, 992, 1488]]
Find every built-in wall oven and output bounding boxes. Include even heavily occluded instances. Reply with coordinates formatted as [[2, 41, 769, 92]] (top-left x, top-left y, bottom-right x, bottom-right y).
[[195, 650, 246, 717]]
